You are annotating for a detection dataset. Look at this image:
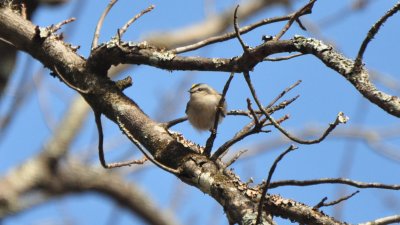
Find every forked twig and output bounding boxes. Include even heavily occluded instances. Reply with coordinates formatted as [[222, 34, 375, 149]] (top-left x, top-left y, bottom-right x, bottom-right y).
[[211, 86, 300, 160], [244, 71, 348, 144], [256, 145, 297, 224], [265, 80, 301, 109], [91, 0, 118, 51], [204, 72, 235, 157], [274, 0, 317, 41], [355, 2, 400, 68]]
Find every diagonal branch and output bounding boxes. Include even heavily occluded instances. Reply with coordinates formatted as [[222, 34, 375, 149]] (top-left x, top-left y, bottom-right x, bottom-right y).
[[355, 1, 400, 68]]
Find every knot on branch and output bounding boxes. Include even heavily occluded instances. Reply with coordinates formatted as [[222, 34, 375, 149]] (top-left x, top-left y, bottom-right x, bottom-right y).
[[115, 76, 133, 91]]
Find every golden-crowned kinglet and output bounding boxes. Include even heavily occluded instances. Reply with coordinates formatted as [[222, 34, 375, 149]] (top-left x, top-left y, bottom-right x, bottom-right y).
[[185, 83, 227, 131]]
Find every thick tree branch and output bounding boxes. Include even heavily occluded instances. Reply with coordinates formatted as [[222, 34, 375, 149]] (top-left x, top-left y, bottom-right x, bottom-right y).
[[88, 33, 400, 118]]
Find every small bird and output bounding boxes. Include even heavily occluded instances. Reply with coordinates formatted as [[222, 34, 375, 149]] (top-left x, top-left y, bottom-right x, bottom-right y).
[[185, 83, 227, 131]]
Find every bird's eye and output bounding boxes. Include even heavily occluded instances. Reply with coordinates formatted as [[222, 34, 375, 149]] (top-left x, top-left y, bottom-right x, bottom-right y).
[[197, 88, 204, 92]]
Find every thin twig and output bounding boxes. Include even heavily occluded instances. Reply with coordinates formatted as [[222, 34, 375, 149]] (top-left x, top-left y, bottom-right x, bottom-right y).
[[51, 17, 76, 33], [247, 98, 259, 125], [274, 0, 317, 41], [118, 5, 155, 38], [269, 178, 400, 190], [233, 5, 249, 53], [355, 2, 400, 68], [116, 116, 180, 174], [170, 13, 302, 54], [224, 149, 248, 168], [91, 0, 118, 51], [244, 71, 348, 144], [204, 72, 234, 156], [256, 145, 297, 224], [104, 157, 148, 168], [314, 190, 359, 208]]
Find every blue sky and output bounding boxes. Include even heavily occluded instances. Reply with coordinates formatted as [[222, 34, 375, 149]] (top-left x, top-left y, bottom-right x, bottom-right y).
[[1, 0, 400, 224]]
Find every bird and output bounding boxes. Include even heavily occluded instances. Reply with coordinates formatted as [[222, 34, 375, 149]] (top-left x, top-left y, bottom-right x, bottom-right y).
[[185, 83, 227, 131]]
